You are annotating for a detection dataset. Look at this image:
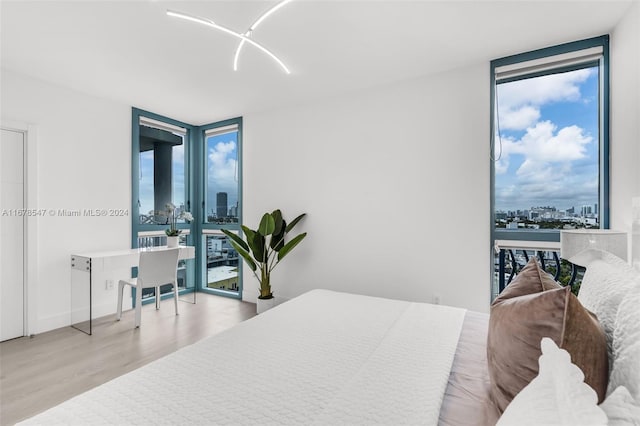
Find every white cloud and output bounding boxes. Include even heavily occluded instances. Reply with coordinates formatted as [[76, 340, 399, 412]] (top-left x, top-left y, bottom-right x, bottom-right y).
[[515, 121, 592, 164], [497, 68, 592, 131], [494, 157, 509, 175], [493, 134, 514, 175], [499, 168, 598, 210], [516, 159, 552, 180], [495, 121, 595, 209], [499, 105, 540, 130], [496, 121, 592, 177], [208, 140, 238, 187]]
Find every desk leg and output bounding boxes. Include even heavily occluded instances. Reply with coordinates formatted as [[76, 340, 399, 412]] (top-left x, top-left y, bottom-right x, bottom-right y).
[[70, 256, 92, 335]]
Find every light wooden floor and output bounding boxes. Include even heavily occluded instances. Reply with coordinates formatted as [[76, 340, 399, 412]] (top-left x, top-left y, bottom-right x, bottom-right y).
[[0, 293, 256, 426]]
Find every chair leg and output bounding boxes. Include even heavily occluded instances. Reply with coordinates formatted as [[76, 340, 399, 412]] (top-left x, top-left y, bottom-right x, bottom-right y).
[[173, 281, 179, 316], [116, 282, 124, 321], [155, 287, 160, 310], [135, 285, 142, 328]]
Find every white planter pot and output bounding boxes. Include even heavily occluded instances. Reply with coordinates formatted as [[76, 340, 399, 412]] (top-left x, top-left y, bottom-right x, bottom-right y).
[[166, 236, 179, 248], [256, 297, 277, 314]]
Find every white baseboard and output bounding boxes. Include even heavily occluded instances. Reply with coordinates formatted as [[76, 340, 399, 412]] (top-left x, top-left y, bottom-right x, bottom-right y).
[[242, 290, 255, 303], [36, 312, 71, 335]]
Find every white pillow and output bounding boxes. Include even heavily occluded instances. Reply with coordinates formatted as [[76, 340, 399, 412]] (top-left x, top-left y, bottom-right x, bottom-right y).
[[608, 283, 640, 401], [497, 338, 608, 426], [600, 386, 640, 426], [497, 337, 640, 426], [578, 250, 640, 358]]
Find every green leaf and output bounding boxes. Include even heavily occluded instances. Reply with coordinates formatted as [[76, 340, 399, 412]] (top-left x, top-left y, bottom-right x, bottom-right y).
[[285, 213, 306, 233], [258, 213, 275, 236], [227, 240, 257, 272], [221, 229, 249, 253], [277, 232, 307, 262], [271, 209, 284, 236], [270, 219, 286, 251], [251, 232, 267, 264], [241, 225, 256, 243]]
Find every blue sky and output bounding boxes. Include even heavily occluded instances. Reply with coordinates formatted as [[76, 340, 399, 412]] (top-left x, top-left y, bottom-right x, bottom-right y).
[[494, 67, 599, 212]]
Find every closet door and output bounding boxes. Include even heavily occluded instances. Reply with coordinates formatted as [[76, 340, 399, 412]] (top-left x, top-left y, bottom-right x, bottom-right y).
[[1, 128, 25, 341]]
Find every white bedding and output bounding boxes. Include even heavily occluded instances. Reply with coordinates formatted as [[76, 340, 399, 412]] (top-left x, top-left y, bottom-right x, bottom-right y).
[[20, 289, 466, 425]]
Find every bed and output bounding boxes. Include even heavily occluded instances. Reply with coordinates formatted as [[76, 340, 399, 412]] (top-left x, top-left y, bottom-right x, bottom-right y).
[[19, 251, 640, 425]]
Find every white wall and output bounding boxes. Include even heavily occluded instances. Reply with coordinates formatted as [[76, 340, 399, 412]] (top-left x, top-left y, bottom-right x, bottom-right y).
[[243, 63, 492, 313], [242, 5, 640, 312], [1, 70, 132, 333], [610, 1, 640, 257]]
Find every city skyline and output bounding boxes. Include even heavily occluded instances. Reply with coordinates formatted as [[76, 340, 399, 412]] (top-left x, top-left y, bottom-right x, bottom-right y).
[[495, 202, 598, 215], [495, 203, 599, 228]]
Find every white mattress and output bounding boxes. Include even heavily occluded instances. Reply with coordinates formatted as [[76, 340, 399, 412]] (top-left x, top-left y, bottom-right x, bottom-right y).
[[20, 289, 466, 425]]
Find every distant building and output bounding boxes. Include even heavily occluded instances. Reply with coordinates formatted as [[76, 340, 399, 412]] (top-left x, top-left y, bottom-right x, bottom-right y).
[[229, 202, 238, 218], [216, 192, 228, 218], [529, 206, 559, 221], [581, 205, 593, 216]]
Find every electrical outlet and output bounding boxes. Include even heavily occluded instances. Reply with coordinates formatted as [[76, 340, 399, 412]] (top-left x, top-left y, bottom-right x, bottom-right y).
[[106, 279, 114, 290]]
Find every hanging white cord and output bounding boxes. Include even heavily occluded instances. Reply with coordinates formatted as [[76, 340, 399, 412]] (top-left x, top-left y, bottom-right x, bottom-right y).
[[491, 82, 503, 162]]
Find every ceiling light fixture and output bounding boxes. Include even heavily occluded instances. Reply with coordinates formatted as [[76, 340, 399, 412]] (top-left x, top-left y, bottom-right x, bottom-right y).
[[233, 0, 295, 72], [166, 7, 292, 74]]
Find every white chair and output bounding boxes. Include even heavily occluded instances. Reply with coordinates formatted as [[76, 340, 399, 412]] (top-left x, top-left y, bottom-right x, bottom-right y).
[[116, 248, 180, 328]]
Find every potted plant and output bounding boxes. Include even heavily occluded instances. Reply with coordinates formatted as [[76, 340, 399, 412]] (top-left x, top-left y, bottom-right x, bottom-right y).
[[163, 203, 193, 247], [222, 209, 307, 313]]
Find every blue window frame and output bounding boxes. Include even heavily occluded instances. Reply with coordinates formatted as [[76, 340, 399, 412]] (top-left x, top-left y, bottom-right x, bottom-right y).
[[198, 118, 243, 299], [490, 36, 610, 244], [131, 108, 243, 303]]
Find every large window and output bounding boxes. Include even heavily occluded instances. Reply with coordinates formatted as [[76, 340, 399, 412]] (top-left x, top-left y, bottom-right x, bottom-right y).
[[200, 118, 242, 298], [204, 124, 240, 225], [491, 36, 609, 242], [137, 116, 188, 226], [131, 110, 243, 303], [132, 113, 194, 303]]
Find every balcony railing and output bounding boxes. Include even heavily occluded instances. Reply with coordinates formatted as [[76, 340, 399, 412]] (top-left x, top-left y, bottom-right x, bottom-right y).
[[493, 240, 585, 300]]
